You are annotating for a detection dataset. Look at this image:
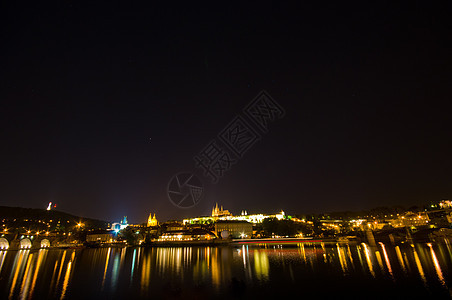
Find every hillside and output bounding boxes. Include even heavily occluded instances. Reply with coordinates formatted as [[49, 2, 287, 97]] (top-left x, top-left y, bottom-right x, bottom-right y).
[[0, 206, 110, 232]]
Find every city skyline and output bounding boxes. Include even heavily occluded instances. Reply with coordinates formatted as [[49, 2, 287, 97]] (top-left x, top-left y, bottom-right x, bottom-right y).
[[1, 1, 451, 223], [1, 2, 452, 299], [3, 197, 447, 226]]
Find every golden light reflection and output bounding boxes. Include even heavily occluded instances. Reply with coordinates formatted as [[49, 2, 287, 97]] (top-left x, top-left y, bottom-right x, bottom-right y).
[[444, 239, 452, 258], [140, 250, 151, 295], [361, 243, 375, 277], [206, 247, 210, 269], [60, 251, 75, 300], [56, 251, 67, 288], [402, 252, 412, 273], [379, 243, 393, 279], [308, 245, 315, 268], [241, 245, 247, 268], [19, 252, 33, 299], [120, 247, 126, 270], [253, 250, 269, 281], [29, 249, 48, 298], [375, 251, 384, 273], [102, 248, 111, 289], [9, 250, 29, 299], [0, 251, 7, 274], [211, 248, 221, 288], [3, 242, 452, 299], [297, 243, 307, 263], [155, 247, 185, 276], [193, 260, 209, 283], [336, 244, 348, 274], [346, 245, 355, 270], [49, 258, 60, 294], [395, 246, 407, 274], [321, 243, 327, 263], [428, 243, 446, 288], [412, 245, 427, 285], [356, 245, 366, 273]]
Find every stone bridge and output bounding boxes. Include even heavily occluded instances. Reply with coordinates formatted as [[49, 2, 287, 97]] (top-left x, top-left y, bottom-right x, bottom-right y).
[[0, 234, 68, 250]]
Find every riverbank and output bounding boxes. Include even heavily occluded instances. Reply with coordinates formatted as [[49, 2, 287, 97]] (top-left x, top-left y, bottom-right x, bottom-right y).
[[2, 231, 451, 251]]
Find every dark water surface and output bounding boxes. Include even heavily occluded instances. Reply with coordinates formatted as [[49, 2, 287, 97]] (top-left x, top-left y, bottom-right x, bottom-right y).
[[1, 242, 451, 299]]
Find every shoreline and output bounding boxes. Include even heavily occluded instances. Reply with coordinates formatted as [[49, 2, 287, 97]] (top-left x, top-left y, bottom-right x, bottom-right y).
[[2, 235, 451, 251]]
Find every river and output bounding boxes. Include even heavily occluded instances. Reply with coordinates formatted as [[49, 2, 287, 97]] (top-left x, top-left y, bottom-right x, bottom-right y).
[[0, 242, 451, 299]]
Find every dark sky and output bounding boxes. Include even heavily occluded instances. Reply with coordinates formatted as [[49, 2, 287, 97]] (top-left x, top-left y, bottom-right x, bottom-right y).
[[1, 1, 451, 223]]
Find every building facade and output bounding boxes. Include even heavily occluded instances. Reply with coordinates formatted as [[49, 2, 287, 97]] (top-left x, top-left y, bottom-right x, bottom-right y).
[[147, 213, 158, 227], [183, 204, 286, 225], [212, 203, 232, 217], [215, 220, 253, 239], [157, 228, 216, 242], [389, 212, 430, 228], [86, 232, 115, 243]]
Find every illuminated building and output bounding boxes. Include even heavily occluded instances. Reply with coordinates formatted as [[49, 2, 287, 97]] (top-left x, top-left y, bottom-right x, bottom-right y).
[[439, 200, 452, 209], [318, 219, 343, 233], [147, 213, 158, 227], [447, 212, 452, 224], [212, 203, 231, 217], [215, 220, 253, 239], [183, 204, 287, 225], [389, 212, 430, 228], [46, 202, 57, 210], [163, 221, 185, 231], [120, 216, 128, 227], [0, 237, 9, 250], [157, 228, 216, 242], [86, 232, 115, 243], [111, 216, 129, 232]]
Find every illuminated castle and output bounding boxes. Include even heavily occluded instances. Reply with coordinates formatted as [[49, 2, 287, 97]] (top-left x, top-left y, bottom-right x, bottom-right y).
[[212, 203, 232, 217], [184, 204, 285, 225], [147, 213, 158, 227], [111, 216, 129, 232]]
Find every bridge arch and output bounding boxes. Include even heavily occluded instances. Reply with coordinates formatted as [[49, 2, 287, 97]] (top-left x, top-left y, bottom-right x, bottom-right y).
[[0, 238, 8, 250], [20, 238, 32, 249], [40, 239, 50, 248]]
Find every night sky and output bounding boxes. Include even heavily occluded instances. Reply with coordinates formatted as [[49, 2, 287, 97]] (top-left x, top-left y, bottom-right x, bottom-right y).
[[1, 1, 451, 223]]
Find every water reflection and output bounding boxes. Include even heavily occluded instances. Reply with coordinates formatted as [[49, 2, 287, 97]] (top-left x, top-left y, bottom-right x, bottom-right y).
[[60, 251, 75, 300], [412, 244, 428, 286], [428, 243, 446, 287], [29, 249, 47, 298], [253, 250, 269, 280], [336, 244, 348, 273], [362, 242, 375, 277], [0, 242, 451, 299], [101, 248, 110, 290], [9, 250, 30, 299], [379, 242, 394, 279]]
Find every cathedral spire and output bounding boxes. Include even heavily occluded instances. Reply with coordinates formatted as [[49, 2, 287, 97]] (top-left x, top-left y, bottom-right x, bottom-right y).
[[148, 212, 158, 227]]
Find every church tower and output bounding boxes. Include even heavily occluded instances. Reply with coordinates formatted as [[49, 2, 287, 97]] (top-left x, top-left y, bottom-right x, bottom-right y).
[[211, 203, 231, 217], [147, 213, 158, 227]]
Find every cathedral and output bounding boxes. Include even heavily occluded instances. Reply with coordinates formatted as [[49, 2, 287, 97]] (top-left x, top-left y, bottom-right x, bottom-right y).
[[211, 203, 232, 217], [147, 213, 158, 227]]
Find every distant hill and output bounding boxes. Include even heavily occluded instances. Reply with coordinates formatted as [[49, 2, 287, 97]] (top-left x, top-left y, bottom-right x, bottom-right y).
[[0, 206, 110, 231]]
